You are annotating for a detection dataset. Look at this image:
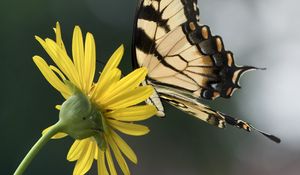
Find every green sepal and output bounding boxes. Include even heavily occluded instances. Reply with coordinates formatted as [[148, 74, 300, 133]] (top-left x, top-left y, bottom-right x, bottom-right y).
[[93, 132, 107, 151], [58, 80, 105, 140]]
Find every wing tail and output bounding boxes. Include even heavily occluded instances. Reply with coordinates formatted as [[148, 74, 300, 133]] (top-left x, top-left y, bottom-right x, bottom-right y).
[[218, 112, 281, 143]]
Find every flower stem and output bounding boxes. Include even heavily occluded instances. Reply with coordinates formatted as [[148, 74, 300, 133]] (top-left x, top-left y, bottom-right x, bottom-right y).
[[14, 122, 63, 175]]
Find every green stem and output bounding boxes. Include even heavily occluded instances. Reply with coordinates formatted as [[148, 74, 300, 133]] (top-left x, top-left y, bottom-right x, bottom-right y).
[[14, 122, 63, 175]]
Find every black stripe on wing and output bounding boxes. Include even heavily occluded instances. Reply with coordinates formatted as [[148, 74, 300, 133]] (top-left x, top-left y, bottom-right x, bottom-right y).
[[132, 0, 146, 69], [135, 28, 156, 55], [137, 1, 170, 32], [133, 0, 200, 66]]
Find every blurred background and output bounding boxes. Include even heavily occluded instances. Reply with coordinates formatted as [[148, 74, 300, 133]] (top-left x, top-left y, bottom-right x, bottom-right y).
[[1, 0, 299, 174]]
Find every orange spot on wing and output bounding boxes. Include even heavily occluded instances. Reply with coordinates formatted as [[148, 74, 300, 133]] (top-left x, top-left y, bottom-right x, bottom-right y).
[[201, 27, 209, 39], [216, 37, 223, 52], [189, 22, 196, 31]]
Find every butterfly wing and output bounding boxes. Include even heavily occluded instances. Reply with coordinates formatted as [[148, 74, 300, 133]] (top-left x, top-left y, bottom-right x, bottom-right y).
[[132, 0, 253, 115], [154, 84, 280, 143], [133, 0, 254, 101], [132, 0, 280, 142], [132, 0, 201, 116], [153, 83, 226, 128]]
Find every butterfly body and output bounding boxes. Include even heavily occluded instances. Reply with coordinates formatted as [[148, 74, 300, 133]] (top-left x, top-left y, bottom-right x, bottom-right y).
[[132, 0, 280, 143]]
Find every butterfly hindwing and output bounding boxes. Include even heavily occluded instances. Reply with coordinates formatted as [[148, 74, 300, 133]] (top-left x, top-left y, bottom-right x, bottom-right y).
[[154, 84, 226, 128], [154, 85, 280, 143]]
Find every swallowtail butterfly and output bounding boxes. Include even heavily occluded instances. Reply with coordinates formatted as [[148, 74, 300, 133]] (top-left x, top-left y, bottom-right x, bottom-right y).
[[132, 0, 280, 143]]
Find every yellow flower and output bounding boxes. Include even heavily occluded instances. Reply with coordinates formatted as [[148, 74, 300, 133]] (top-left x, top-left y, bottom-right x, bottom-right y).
[[33, 22, 157, 175]]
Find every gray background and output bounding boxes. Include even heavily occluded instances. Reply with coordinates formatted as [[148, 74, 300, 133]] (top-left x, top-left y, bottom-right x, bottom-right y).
[[1, 0, 299, 174]]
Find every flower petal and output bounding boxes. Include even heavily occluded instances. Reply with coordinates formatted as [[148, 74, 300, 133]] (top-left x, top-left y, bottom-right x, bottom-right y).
[[94, 145, 98, 160], [33, 56, 70, 98], [110, 130, 137, 164], [35, 37, 68, 78], [108, 120, 150, 136], [55, 105, 61, 110], [67, 139, 89, 161], [100, 45, 123, 81], [83, 33, 96, 93], [100, 67, 147, 101], [36, 36, 81, 88], [42, 125, 68, 139], [105, 146, 117, 175], [107, 135, 130, 175], [72, 26, 84, 88], [97, 150, 109, 175], [50, 65, 66, 81], [106, 105, 157, 122], [53, 22, 66, 51], [104, 86, 154, 110], [73, 141, 96, 175], [94, 45, 123, 100], [48, 38, 82, 87], [93, 68, 121, 102]]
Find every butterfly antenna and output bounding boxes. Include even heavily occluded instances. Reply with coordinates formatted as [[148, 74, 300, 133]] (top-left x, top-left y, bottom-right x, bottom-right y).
[[220, 112, 281, 143]]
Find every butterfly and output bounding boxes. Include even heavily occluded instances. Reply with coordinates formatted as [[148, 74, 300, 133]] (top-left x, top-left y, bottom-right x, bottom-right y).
[[131, 0, 280, 143]]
